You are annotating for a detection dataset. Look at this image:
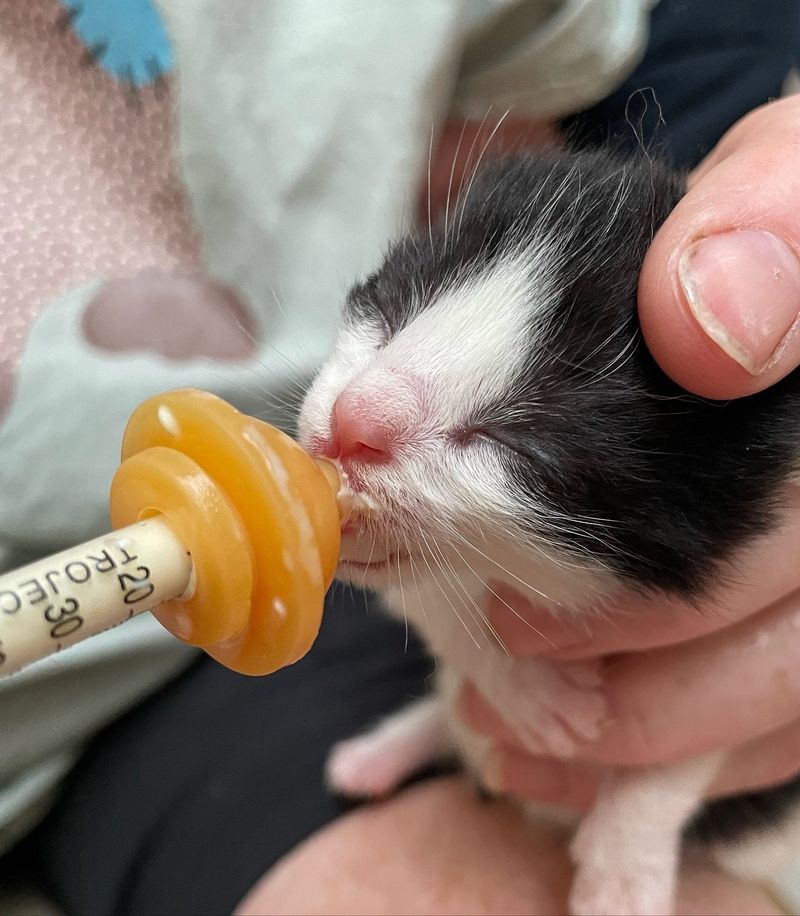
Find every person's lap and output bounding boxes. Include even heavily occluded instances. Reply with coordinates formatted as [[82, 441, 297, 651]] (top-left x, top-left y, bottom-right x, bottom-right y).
[[238, 777, 781, 916]]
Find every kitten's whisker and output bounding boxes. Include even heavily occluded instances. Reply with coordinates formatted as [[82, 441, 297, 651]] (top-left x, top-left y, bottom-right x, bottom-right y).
[[455, 557, 558, 649], [395, 534, 409, 651], [454, 107, 513, 241], [454, 107, 493, 243], [427, 537, 493, 651], [426, 124, 436, 255], [417, 529, 482, 650], [443, 119, 469, 252], [435, 542, 510, 655], [401, 528, 433, 648], [446, 526, 564, 608], [357, 527, 380, 591], [203, 368, 300, 416], [268, 287, 318, 367]]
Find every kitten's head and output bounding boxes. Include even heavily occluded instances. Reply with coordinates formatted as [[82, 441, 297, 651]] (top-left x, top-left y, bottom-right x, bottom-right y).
[[299, 150, 799, 606]]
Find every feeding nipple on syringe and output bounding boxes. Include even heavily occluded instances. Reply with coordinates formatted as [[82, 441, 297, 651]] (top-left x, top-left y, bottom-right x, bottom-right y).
[[0, 389, 344, 678]]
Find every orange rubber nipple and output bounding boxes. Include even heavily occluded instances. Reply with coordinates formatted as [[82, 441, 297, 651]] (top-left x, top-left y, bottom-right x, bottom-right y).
[[109, 389, 341, 675]]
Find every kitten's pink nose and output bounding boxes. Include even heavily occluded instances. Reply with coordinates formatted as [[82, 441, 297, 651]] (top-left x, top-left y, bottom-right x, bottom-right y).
[[333, 393, 392, 460], [331, 372, 419, 461]]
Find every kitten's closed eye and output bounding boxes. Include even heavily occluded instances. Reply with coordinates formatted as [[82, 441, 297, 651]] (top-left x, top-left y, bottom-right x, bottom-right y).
[[453, 426, 550, 467]]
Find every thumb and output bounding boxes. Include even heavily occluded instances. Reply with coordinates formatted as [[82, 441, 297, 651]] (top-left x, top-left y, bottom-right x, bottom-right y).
[[639, 96, 800, 399]]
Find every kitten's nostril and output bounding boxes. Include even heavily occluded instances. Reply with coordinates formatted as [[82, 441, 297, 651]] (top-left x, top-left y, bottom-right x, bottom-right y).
[[332, 389, 394, 461]]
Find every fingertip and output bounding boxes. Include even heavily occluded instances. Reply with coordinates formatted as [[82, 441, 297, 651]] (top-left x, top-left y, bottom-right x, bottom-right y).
[[639, 129, 800, 400], [638, 222, 767, 400]]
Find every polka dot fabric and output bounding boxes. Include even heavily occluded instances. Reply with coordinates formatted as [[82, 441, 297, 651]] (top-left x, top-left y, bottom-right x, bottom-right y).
[[0, 0, 200, 415]]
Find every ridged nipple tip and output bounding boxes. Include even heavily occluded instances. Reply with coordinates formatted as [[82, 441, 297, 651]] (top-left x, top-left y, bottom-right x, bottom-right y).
[[314, 458, 346, 519]]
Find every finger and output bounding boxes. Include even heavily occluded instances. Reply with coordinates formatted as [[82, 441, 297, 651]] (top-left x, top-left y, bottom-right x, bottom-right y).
[[466, 588, 800, 768], [474, 720, 800, 811], [459, 679, 519, 745], [482, 746, 600, 813], [710, 717, 800, 799], [639, 96, 800, 400], [583, 586, 800, 767], [486, 486, 800, 660]]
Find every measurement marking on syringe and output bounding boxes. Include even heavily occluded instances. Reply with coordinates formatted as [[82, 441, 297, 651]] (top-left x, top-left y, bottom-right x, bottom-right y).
[[0, 518, 195, 675], [0, 535, 167, 669], [0, 546, 143, 613], [0, 547, 156, 623]]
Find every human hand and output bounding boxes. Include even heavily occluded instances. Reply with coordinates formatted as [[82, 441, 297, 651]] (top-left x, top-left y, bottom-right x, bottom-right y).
[[460, 554, 800, 810], [640, 94, 800, 399], [459, 95, 800, 808]]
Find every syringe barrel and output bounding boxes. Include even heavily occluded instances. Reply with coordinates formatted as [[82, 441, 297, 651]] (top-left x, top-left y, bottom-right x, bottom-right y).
[[0, 519, 192, 676]]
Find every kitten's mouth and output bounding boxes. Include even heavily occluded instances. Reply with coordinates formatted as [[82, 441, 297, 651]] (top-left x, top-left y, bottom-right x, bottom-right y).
[[326, 460, 415, 577], [338, 550, 410, 573], [331, 462, 384, 524], [336, 551, 413, 588]]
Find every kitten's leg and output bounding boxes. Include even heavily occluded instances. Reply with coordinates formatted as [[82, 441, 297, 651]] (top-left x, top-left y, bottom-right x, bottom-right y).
[[569, 753, 723, 916], [326, 696, 449, 798]]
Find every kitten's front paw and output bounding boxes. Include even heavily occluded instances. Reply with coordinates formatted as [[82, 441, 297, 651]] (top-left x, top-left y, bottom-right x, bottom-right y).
[[325, 733, 410, 799], [491, 658, 607, 758]]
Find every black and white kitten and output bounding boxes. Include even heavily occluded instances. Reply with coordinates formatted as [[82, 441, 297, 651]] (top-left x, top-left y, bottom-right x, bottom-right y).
[[299, 149, 800, 915]]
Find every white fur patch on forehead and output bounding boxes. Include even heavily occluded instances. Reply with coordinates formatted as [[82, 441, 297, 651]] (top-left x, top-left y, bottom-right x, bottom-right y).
[[333, 318, 386, 372], [381, 245, 554, 420]]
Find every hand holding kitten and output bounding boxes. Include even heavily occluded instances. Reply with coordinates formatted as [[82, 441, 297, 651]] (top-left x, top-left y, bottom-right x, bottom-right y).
[[461, 94, 800, 810]]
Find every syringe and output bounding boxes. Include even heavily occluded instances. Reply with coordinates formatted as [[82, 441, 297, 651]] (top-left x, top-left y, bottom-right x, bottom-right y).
[[0, 389, 342, 678]]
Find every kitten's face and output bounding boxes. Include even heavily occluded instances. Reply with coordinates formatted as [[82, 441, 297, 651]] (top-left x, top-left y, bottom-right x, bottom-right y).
[[300, 151, 797, 602], [300, 239, 592, 602]]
